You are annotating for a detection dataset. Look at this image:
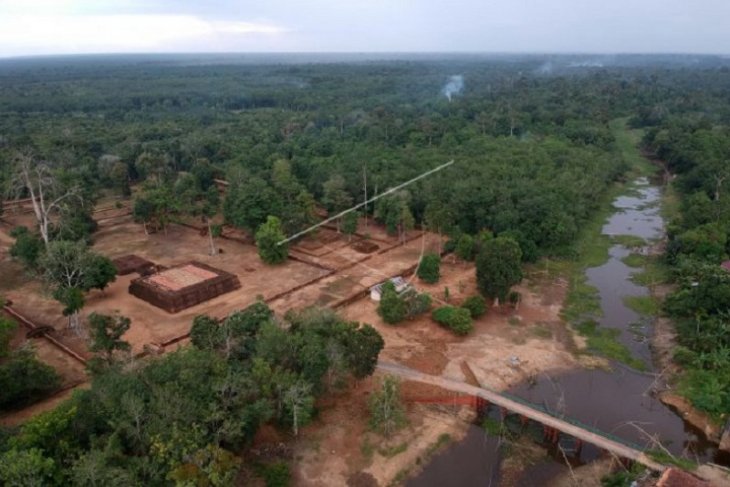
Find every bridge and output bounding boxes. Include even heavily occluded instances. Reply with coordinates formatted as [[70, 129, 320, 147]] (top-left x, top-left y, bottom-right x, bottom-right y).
[[377, 361, 666, 472]]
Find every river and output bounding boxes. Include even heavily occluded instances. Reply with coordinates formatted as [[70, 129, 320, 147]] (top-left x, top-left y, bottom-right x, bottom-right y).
[[408, 177, 723, 486]]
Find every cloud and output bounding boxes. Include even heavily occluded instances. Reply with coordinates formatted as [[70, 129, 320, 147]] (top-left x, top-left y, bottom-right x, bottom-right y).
[[213, 21, 288, 35], [0, 13, 288, 56]]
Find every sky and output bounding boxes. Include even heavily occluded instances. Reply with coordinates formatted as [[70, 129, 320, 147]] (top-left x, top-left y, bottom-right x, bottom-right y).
[[0, 0, 728, 57]]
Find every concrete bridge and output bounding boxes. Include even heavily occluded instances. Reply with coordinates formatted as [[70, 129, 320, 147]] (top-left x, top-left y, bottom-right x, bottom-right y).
[[377, 361, 666, 472]]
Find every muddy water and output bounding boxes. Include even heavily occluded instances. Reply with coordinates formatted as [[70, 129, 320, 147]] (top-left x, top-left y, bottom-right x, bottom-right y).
[[405, 426, 501, 487], [409, 178, 722, 486], [587, 179, 664, 364]]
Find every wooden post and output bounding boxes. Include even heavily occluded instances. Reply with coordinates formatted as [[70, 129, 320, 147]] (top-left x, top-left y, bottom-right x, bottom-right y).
[[574, 439, 583, 457]]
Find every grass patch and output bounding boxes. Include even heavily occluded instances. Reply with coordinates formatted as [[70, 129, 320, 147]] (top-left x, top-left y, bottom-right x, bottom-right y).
[[660, 180, 681, 222], [427, 433, 452, 454], [360, 437, 375, 461], [562, 276, 602, 323], [646, 449, 697, 471], [482, 417, 503, 436], [631, 258, 671, 287], [621, 253, 647, 268], [530, 324, 553, 339], [623, 295, 661, 316], [610, 118, 654, 178], [378, 441, 408, 458], [575, 320, 647, 371], [611, 234, 647, 248]]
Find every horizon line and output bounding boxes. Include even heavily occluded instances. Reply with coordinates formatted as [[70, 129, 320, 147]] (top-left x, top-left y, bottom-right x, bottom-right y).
[[1, 50, 729, 61]]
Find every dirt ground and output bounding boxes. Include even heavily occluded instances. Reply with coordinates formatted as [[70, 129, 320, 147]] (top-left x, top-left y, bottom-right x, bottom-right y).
[[340, 258, 583, 390], [288, 376, 472, 487], [1, 209, 593, 485], [1, 217, 331, 354]]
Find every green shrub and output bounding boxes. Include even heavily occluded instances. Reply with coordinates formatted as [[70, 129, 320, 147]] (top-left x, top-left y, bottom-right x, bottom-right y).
[[455, 234, 475, 261], [432, 306, 473, 335], [261, 462, 290, 487], [417, 253, 441, 283], [406, 292, 432, 318], [461, 296, 486, 318], [377, 282, 407, 324]]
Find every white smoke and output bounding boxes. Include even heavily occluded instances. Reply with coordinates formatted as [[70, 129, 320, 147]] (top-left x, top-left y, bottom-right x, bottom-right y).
[[568, 60, 604, 68], [442, 75, 464, 101], [536, 61, 553, 75]]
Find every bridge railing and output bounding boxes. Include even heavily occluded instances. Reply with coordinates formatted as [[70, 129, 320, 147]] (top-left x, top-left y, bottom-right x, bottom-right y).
[[477, 386, 647, 452]]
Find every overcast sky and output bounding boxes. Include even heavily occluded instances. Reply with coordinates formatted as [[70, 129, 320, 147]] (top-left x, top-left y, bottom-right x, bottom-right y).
[[0, 0, 728, 57]]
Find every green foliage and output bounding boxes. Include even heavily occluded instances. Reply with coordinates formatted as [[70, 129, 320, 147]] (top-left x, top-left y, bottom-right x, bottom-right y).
[[677, 368, 730, 415], [88, 312, 131, 365], [0, 316, 17, 359], [461, 295, 486, 318], [342, 324, 385, 380], [322, 174, 353, 231], [575, 320, 646, 371], [623, 295, 660, 316], [405, 291, 432, 319], [54, 204, 98, 243], [41, 240, 117, 294], [224, 178, 277, 232], [455, 234, 475, 261], [190, 315, 223, 351], [369, 376, 406, 438], [0, 447, 57, 487], [0, 346, 62, 411], [255, 216, 289, 264], [600, 464, 645, 487], [645, 449, 697, 471], [342, 211, 359, 239], [672, 222, 727, 263], [417, 253, 441, 283], [9, 226, 43, 270], [432, 306, 474, 336], [377, 281, 407, 324], [52, 287, 84, 320], [476, 236, 523, 302], [621, 253, 647, 268], [260, 462, 290, 487], [132, 182, 179, 233]]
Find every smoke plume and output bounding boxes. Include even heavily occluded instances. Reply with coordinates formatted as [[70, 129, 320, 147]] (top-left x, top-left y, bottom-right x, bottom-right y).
[[442, 75, 464, 101]]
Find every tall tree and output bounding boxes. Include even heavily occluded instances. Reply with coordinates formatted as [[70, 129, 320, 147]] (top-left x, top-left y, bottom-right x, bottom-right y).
[[41, 241, 117, 333], [223, 177, 282, 233], [88, 312, 131, 365], [322, 175, 352, 232], [176, 174, 221, 255], [424, 199, 452, 252], [368, 376, 406, 438], [476, 236, 523, 304], [132, 183, 179, 235], [10, 152, 81, 246]]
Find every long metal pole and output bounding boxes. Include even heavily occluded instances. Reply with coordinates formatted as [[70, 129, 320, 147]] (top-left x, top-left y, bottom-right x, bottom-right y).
[[277, 160, 454, 246]]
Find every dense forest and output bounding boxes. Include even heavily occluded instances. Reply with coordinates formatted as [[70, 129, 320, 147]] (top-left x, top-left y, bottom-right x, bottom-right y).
[[1, 53, 730, 484]]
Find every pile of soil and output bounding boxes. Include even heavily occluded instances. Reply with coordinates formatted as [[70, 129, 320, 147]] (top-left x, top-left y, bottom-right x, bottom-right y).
[[351, 240, 379, 254]]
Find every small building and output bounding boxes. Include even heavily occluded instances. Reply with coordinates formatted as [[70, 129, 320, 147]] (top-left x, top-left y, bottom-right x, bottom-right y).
[[370, 277, 409, 302]]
